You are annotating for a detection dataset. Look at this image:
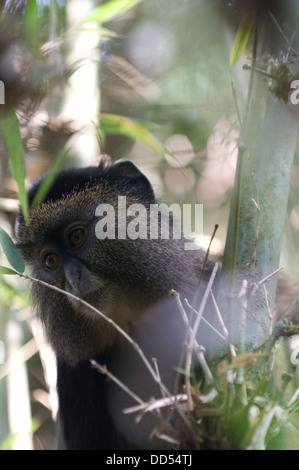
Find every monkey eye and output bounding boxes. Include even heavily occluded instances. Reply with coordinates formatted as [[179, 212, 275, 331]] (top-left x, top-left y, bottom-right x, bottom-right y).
[[68, 228, 85, 248], [44, 252, 59, 270]]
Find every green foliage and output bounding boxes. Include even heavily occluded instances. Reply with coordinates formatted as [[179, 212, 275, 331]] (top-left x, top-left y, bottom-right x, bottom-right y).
[[24, 0, 39, 51], [1, 110, 29, 222], [0, 266, 19, 276], [31, 148, 69, 210], [99, 113, 173, 158], [230, 12, 254, 67], [184, 340, 299, 450], [81, 0, 143, 25], [0, 420, 40, 450], [0, 228, 25, 274]]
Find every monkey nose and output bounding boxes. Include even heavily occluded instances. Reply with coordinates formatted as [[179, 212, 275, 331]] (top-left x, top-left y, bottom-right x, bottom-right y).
[[64, 264, 82, 294]]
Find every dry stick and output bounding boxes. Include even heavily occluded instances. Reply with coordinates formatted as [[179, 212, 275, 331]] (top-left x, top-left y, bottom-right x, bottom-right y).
[[210, 291, 237, 358], [198, 224, 219, 285], [268, 10, 299, 64], [189, 263, 219, 348], [264, 289, 299, 354], [123, 394, 187, 415], [185, 263, 219, 410], [169, 290, 192, 398], [171, 290, 214, 412], [285, 29, 298, 63], [246, 267, 283, 346], [235, 280, 248, 406], [192, 224, 219, 310], [152, 357, 167, 399], [90, 360, 145, 406]]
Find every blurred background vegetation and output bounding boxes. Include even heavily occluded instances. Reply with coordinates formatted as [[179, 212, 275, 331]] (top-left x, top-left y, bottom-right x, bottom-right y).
[[1, 0, 299, 449]]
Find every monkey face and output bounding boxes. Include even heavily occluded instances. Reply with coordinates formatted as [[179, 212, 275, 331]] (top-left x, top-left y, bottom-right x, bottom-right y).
[[14, 162, 157, 364]]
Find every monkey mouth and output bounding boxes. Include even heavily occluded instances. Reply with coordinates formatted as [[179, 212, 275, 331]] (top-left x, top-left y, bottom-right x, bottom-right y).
[[65, 284, 106, 319], [65, 274, 105, 303]]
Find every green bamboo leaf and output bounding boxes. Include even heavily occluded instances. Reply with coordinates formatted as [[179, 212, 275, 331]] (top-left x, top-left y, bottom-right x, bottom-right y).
[[31, 148, 69, 210], [100, 113, 172, 158], [79, 25, 122, 39], [230, 12, 255, 67], [1, 110, 29, 221], [25, 0, 39, 51], [82, 0, 142, 25], [0, 228, 25, 274], [0, 266, 19, 276]]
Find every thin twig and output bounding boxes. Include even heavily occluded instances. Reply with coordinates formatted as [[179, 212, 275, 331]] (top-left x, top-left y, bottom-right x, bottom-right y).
[[210, 291, 237, 358], [264, 289, 299, 353], [170, 289, 195, 410], [90, 359, 145, 406], [230, 69, 242, 128], [185, 263, 219, 401], [152, 357, 167, 399], [192, 224, 219, 309], [249, 266, 284, 297], [171, 292, 217, 383], [198, 224, 219, 287], [190, 263, 219, 345], [184, 298, 227, 343], [262, 283, 273, 321], [268, 10, 299, 64]]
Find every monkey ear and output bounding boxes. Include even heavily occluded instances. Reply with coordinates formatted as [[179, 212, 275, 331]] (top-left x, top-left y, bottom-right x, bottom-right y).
[[110, 159, 155, 200], [111, 159, 145, 178]]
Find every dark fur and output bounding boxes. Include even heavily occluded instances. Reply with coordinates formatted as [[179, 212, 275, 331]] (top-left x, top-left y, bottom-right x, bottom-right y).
[[16, 160, 217, 449]]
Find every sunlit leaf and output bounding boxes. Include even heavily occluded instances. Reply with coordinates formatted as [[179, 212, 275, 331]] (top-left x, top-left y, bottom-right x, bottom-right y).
[[1, 110, 29, 221], [31, 148, 69, 209], [230, 12, 254, 67], [0, 266, 19, 276], [0, 228, 25, 274], [81, 0, 142, 25], [79, 25, 122, 39], [99, 113, 172, 158]]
